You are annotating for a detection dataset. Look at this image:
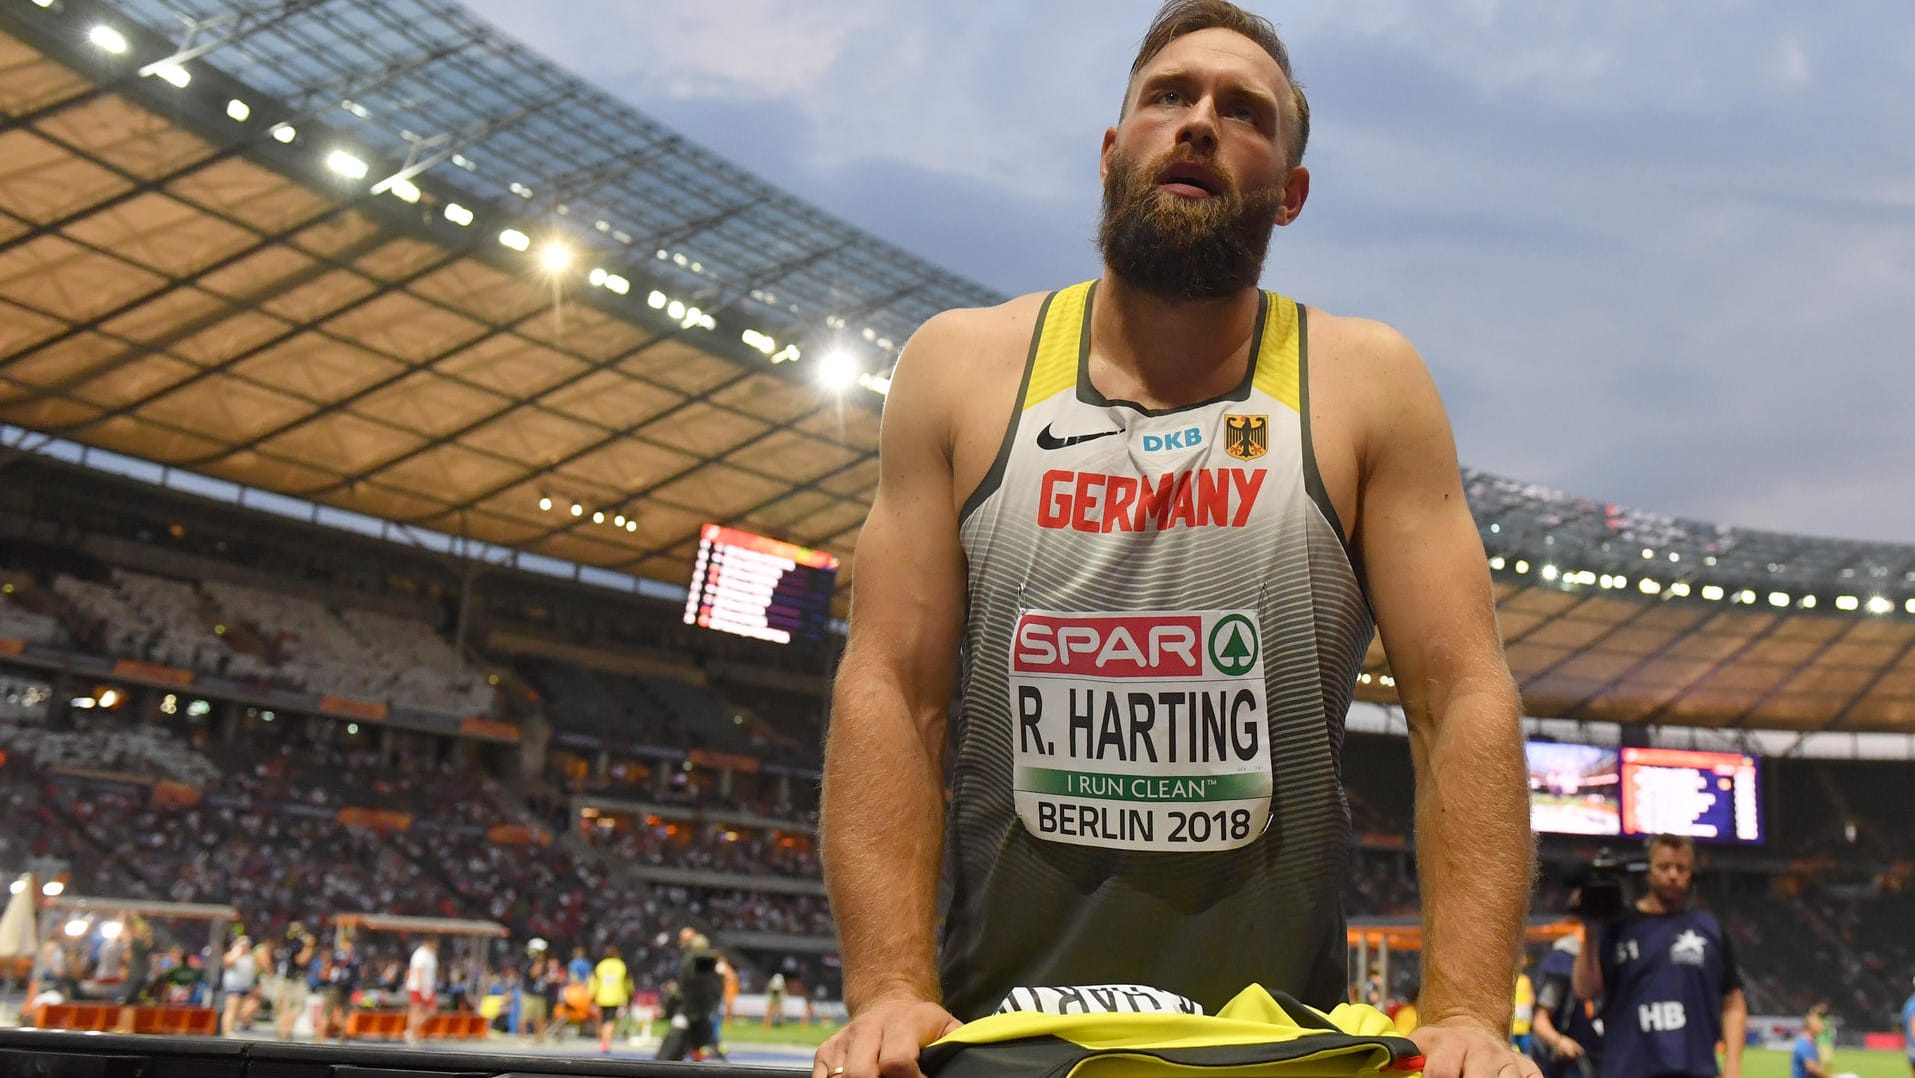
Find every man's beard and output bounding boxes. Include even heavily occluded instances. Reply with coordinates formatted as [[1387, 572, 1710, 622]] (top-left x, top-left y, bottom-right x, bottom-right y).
[[1098, 147, 1285, 302]]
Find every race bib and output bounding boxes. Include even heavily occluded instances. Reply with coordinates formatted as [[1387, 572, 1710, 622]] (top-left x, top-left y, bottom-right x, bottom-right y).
[[1008, 609, 1273, 852]]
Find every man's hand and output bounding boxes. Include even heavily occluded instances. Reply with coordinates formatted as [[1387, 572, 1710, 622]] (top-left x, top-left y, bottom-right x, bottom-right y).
[[1551, 1035, 1584, 1061], [813, 998, 963, 1078], [1409, 1017, 1542, 1078]]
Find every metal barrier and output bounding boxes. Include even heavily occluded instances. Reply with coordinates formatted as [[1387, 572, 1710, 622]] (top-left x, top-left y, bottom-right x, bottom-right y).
[[0, 1028, 807, 1078]]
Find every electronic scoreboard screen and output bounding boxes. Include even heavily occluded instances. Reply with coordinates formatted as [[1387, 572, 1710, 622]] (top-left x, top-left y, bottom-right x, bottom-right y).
[[1619, 746, 1763, 845], [1526, 740, 1622, 837], [681, 524, 839, 645]]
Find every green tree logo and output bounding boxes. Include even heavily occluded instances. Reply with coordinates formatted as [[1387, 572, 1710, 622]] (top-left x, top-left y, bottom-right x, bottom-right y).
[[1208, 615, 1260, 676]]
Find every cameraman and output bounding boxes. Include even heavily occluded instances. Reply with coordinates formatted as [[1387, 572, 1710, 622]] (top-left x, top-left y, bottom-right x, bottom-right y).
[[1531, 934, 1601, 1078], [1573, 835, 1746, 1078]]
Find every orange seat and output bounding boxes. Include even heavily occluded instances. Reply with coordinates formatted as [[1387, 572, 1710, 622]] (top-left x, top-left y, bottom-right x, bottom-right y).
[[422, 1013, 488, 1040], [343, 1010, 410, 1039], [34, 1002, 120, 1031], [127, 1006, 219, 1035]]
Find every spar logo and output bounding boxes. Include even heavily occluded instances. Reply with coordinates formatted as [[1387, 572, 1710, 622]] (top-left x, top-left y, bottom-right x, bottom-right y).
[[1012, 614, 1202, 678], [1208, 614, 1259, 676]]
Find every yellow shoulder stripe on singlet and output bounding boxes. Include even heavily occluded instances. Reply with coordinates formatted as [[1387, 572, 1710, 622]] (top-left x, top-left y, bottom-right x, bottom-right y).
[[1020, 282, 1303, 413], [1021, 281, 1092, 410], [1253, 292, 1302, 414]]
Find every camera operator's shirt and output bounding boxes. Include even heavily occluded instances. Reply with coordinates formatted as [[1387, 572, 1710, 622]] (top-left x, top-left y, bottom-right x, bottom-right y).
[[1597, 908, 1741, 1078], [944, 281, 1371, 1020]]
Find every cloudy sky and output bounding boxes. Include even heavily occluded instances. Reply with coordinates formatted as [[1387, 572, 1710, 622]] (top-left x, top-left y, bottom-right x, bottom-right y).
[[462, 0, 1915, 545]]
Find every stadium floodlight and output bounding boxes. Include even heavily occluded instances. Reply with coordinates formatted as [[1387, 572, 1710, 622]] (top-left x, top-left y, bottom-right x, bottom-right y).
[[226, 98, 251, 122], [499, 229, 531, 252], [1540, 564, 1559, 582], [1834, 594, 1859, 611], [1488, 556, 1506, 570], [1513, 560, 1529, 574], [325, 150, 369, 180], [1641, 548, 1654, 559], [614, 514, 626, 527], [604, 274, 629, 296], [99, 920, 123, 940], [88, 25, 129, 54], [538, 495, 552, 512], [149, 62, 191, 88], [1736, 589, 1757, 604], [31, 0, 54, 8], [539, 241, 572, 273], [647, 291, 668, 310], [70, 697, 96, 709], [859, 373, 892, 396], [592, 511, 605, 524], [1865, 596, 1892, 615], [569, 502, 583, 517], [97, 688, 119, 708], [271, 123, 296, 144], [625, 520, 637, 533], [1906, 598, 1915, 614], [666, 300, 686, 321], [388, 178, 421, 204], [1670, 581, 1691, 597], [588, 267, 608, 287], [816, 349, 861, 392], [43, 880, 65, 897], [347, 723, 359, 735], [1800, 595, 1817, 609], [443, 202, 475, 227], [64, 919, 88, 938], [1768, 591, 1790, 608], [1701, 585, 1725, 601], [7, 879, 21, 895], [771, 344, 801, 365], [1639, 578, 1661, 595]]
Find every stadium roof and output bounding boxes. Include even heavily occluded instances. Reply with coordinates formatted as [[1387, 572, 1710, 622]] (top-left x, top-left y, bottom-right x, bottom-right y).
[[0, 0, 1910, 733]]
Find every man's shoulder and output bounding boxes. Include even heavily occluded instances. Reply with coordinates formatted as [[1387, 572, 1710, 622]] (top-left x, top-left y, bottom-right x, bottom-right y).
[[911, 291, 1052, 357], [1299, 306, 1423, 371]]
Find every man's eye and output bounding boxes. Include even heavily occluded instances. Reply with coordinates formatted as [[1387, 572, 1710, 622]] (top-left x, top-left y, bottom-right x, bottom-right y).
[[1157, 89, 1182, 105]]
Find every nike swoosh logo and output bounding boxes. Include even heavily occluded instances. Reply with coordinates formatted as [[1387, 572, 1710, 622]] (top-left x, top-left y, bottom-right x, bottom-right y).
[[1036, 422, 1123, 450]]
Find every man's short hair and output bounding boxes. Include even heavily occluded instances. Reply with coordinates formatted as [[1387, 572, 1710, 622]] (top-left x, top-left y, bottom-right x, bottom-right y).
[[1646, 833, 1695, 858], [1126, 0, 1311, 169]]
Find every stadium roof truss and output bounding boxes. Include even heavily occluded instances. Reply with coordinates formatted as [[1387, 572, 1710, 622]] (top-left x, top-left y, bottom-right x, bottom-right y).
[[0, 0, 999, 604], [0, 0, 1911, 734]]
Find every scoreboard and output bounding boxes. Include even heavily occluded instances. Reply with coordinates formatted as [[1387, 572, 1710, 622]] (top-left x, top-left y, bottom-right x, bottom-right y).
[[1619, 746, 1763, 845], [682, 524, 839, 644]]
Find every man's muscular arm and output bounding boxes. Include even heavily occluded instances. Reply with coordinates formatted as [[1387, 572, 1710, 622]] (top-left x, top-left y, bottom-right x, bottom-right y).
[[1345, 318, 1537, 1078], [818, 313, 972, 1078]]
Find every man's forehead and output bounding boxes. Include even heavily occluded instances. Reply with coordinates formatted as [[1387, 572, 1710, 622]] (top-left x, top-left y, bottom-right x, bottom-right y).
[[1136, 27, 1287, 92]]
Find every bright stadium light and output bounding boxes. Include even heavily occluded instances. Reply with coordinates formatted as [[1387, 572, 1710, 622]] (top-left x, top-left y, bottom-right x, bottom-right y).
[[325, 150, 369, 180], [1799, 595, 1816, 609], [588, 268, 608, 287], [647, 290, 668, 309], [538, 496, 552, 512], [443, 202, 475, 227], [816, 349, 861, 392], [43, 880, 65, 897], [31, 0, 55, 7], [538, 241, 572, 273], [388, 178, 421, 204], [7, 879, 22, 896], [858, 373, 892, 396], [603, 274, 629, 295], [666, 300, 686, 320], [1513, 560, 1529, 575], [614, 514, 626, 527], [271, 123, 296, 144], [1769, 591, 1790, 608], [70, 697, 96, 709], [225, 98, 251, 122], [1639, 578, 1661, 595], [569, 502, 583, 518], [1669, 581, 1691, 597], [1834, 595, 1859, 611], [592, 511, 605, 524], [770, 344, 801, 365], [89, 25, 129, 54], [499, 229, 531, 252], [624, 520, 637, 533], [1701, 585, 1725, 601], [1488, 556, 1506, 570], [1641, 548, 1655, 559], [149, 63, 191, 88], [1540, 564, 1559, 582], [99, 920, 124, 940], [1865, 596, 1892, 615], [1906, 598, 1915, 614], [64, 919, 88, 938]]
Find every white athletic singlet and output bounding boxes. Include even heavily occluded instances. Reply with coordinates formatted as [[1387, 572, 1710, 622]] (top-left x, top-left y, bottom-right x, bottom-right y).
[[942, 281, 1373, 1020]]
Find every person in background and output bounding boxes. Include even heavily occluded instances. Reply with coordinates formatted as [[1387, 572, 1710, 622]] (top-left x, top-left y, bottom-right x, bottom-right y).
[[404, 937, 439, 1045], [520, 940, 555, 1043], [591, 945, 632, 1054], [766, 970, 787, 1029], [273, 922, 316, 1041], [319, 937, 359, 1042], [1531, 934, 1601, 1078], [219, 934, 258, 1036], [1790, 1006, 1831, 1078], [1512, 957, 1536, 1053]]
